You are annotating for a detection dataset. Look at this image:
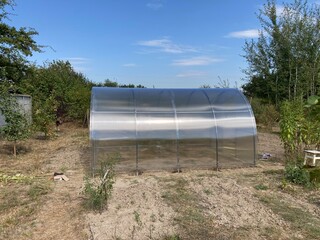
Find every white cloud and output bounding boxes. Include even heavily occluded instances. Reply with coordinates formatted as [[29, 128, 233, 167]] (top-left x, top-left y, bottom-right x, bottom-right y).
[[62, 57, 91, 72], [64, 57, 89, 64], [147, 0, 163, 10], [123, 63, 136, 67], [226, 29, 260, 38], [137, 38, 196, 54], [172, 56, 222, 66], [176, 71, 207, 78]]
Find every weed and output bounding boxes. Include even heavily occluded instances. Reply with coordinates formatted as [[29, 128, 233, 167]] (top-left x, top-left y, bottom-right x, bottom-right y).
[[203, 189, 212, 195], [0, 190, 20, 212], [0, 173, 34, 184], [82, 153, 119, 211], [262, 169, 284, 175], [254, 184, 268, 190], [284, 163, 310, 186], [133, 210, 142, 226], [60, 165, 67, 173], [161, 234, 181, 240], [27, 181, 51, 200]]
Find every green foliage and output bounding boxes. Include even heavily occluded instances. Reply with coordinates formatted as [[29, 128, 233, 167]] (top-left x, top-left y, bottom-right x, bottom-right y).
[[0, 91, 31, 156], [133, 210, 142, 226], [20, 61, 93, 135], [0, 173, 34, 184], [82, 153, 119, 211], [0, 0, 41, 84], [309, 168, 320, 185], [251, 98, 279, 131], [98, 79, 146, 88], [284, 163, 310, 186], [162, 234, 181, 240], [279, 100, 304, 158], [254, 184, 268, 190], [32, 94, 57, 138], [27, 181, 52, 200], [242, 0, 320, 104], [280, 96, 320, 156]]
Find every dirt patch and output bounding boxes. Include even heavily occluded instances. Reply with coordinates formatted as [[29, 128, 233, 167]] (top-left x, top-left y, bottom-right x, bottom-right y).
[[1, 127, 320, 240], [87, 174, 178, 240]]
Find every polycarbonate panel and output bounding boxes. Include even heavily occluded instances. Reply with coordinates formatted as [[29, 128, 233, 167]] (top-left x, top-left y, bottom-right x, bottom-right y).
[[208, 88, 249, 112], [90, 87, 257, 172], [135, 89, 174, 112], [177, 113, 216, 140], [138, 144, 177, 171], [137, 113, 176, 140], [174, 89, 212, 112], [94, 145, 137, 172], [215, 111, 255, 168], [179, 144, 216, 169], [92, 87, 134, 112], [90, 112, 135, 140]]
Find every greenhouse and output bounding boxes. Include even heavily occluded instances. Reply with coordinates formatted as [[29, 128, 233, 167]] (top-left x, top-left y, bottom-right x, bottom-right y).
[[90, 87, 257, 172]]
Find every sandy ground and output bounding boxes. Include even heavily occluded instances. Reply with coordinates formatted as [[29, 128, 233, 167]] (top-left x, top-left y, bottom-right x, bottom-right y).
[[1, 126, 320, 240]]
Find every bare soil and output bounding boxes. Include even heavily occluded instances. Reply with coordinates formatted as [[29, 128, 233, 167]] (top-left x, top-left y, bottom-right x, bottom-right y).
[[1, 125, 320, 240]]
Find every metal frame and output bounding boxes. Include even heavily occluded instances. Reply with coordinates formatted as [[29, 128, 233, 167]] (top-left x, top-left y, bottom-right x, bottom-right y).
[[90, 87, 257, 173]]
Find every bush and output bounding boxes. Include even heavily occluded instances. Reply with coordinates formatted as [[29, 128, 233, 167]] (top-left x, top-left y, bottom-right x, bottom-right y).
[[82, 153, 119, 211], [250, 98, 279, 131], [284, 163, 310, 186]]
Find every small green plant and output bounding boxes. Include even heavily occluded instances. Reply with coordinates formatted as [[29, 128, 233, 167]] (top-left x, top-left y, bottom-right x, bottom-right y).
[[133, 210, 142, 226], [162, 234, 181, 240], [203, 189, 212, 195], [82, 153, 119, 211], [0, 173, 34, 184], [27, 181, 52, 200], [284, 163, 310, 186], [254, 184, 268, 190], [0, 93, 31, 157]]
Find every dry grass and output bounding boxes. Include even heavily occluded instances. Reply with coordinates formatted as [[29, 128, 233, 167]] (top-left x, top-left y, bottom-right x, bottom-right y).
[[0, 125, 320, 240], [0, 123, 89, 240]]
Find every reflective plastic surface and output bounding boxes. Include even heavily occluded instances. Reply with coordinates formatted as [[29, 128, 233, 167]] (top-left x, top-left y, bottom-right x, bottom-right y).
[[90, 87, 257, 171]]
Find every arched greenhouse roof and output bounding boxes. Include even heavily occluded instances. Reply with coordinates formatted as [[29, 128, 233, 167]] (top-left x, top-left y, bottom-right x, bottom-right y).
[[90, 87, 257, 171]]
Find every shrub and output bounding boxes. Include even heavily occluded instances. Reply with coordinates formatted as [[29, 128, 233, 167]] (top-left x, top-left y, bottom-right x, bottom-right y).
[[82, 153, 119, 211], [284, 163, 310, 186], [0, 93, 31, 156], [250, 98, 279, 131]]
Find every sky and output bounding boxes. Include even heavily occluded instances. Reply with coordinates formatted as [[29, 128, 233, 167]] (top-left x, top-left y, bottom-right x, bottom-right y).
[[6, 0, 309, 88]]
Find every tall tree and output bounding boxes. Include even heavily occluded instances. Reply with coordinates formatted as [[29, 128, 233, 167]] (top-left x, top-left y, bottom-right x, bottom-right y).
[[20, 60, 93, 131], [0, 0, 41, 84], [242, 0, 320, 105]]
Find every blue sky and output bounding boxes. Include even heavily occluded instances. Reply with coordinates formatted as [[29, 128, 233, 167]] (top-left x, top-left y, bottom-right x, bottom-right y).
[[7, 0, 305, 88]]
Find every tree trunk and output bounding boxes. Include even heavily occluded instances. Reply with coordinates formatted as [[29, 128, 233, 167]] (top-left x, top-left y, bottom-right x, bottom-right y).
[[13, 141, 17, 158], [289, 67, 292, 101], [294, 66, 298, 100]]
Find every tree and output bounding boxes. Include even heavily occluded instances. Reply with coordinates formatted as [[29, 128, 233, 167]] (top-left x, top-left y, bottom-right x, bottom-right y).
[[0, 0, 42, 84], [20, 60, 93, 134], [242, 0, 320, 105], [0, 87, 30, 157], [98, 79, 146, 88]]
